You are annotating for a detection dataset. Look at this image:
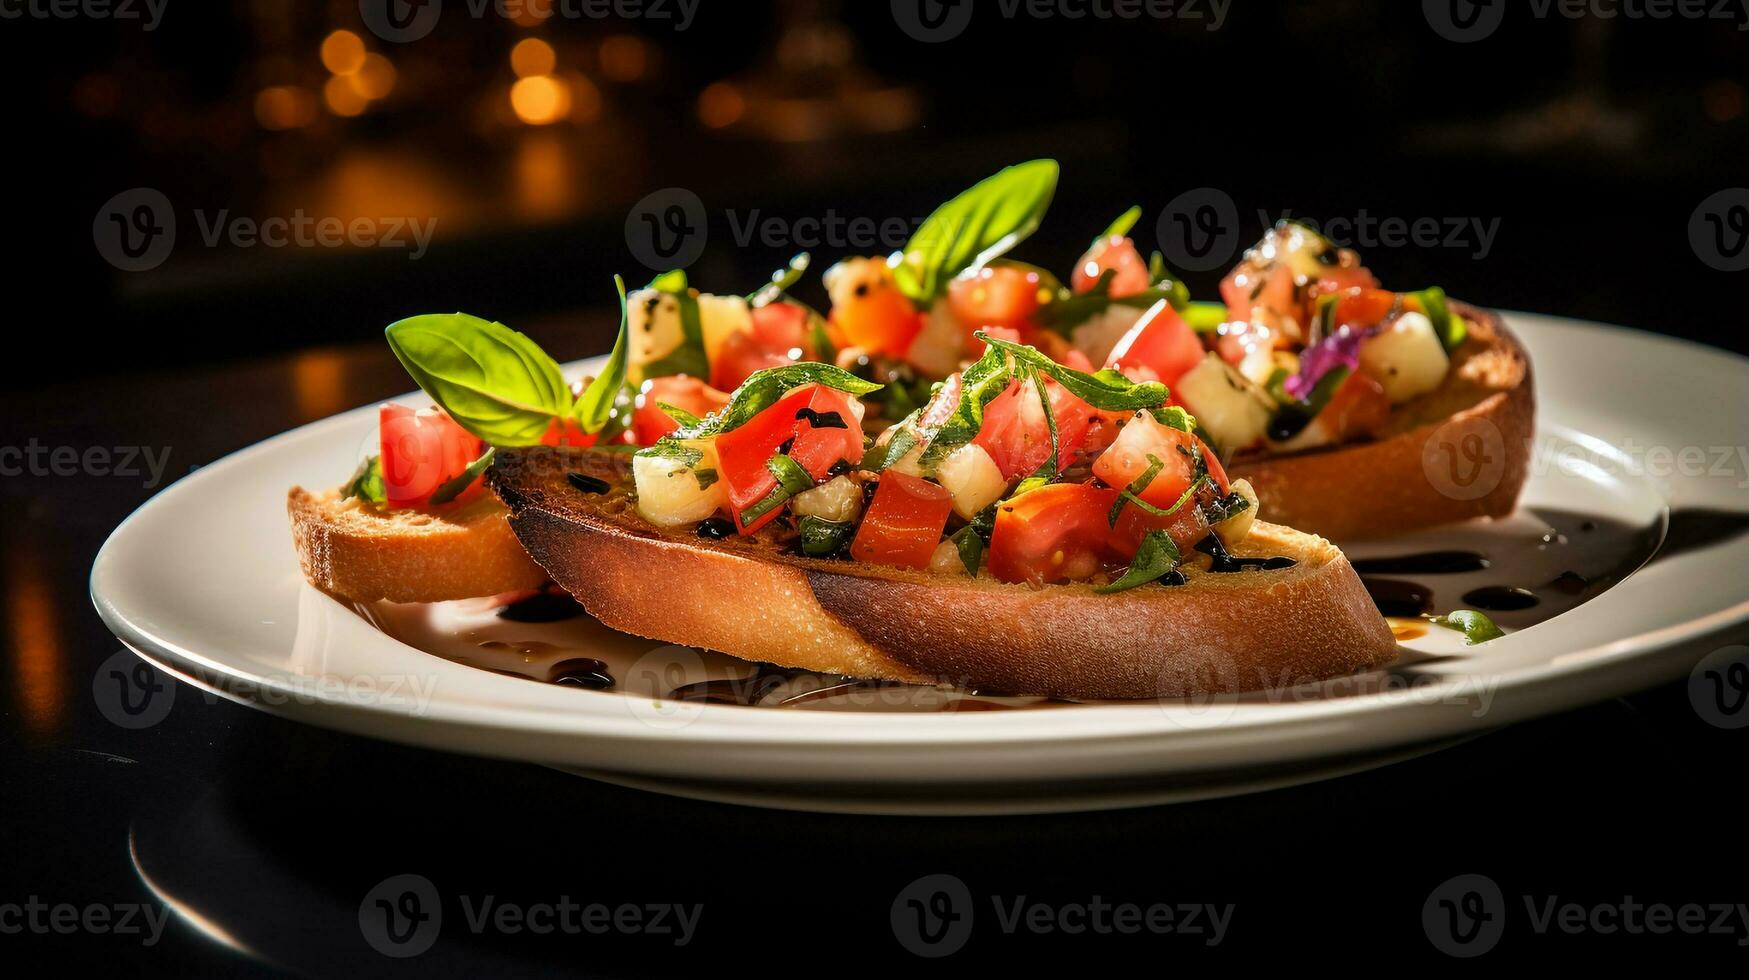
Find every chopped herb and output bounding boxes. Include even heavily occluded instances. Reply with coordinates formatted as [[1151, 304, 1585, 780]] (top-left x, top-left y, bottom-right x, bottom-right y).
[[797, 516, 854, 557], [657, 402, 703, 428], [429, 448, 496, 505], [692, 467, 719, 491], [343, 456, 386, 504], [1431, 610, 1505, 645], [1095, 529, 1183, 594]]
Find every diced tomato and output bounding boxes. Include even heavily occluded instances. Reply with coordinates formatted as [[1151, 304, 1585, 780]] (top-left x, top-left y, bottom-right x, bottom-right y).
[[750, 301, 811, 354], [1105, 302, 1206, 389], [633, 375, 730, 446], [711, 329, 795, 392], [947, 264, 1050, 333], [715, 384, 866, 534], [1327, 286, 1397, 332], [540, 418, 596, 448], [1091, 412, 1203, 508], [1315, 371, 1392, 443], [1072, 236, 1151, 298], [825, 257, 923, 357], [1107, 484, 1212, 558], [986, 482, 1122, 586], [850, 472, 953, 571], [972, 378, 1102, 481], [1312, 264, 1381, 300], [379, 404, 484, 508], [1221, 261, 1298, 321]]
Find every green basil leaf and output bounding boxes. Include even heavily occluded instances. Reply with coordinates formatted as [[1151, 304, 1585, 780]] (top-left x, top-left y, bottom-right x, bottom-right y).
[[692, 467, 719, 491], [951, 523, 985, 575], [1416, 287, 1468, 351], [797, 516, 854, 557], [1100, 205, 1142, 242], [648, 269, 687, 293], [917, 345, 1014, 467], [893, 159, 1060, 305], [1431, 610, 1505, 645], [1182, 302, 1228, 333], [657, 402, 703, 429], [1026, 366, 1060, 481], [428, 448, 496, 506], [576, 275, 633, 434], [633, 440, 704, 468], [343, 456, 386, 504], [665, 363, 882, 443], [385, 312, 572, 446], [977, 331, 1169, 413], [749, 253, 810, 306], [738, 454, 814, 525], [1095, 529, 1183, 594]]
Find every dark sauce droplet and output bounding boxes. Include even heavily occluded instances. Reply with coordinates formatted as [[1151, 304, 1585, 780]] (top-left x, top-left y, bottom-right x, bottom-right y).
[[496, 592, 583, 623], [695, 517, 736, 540], [1462, 586, 1540, 612], [567, 472, 610, 495], [550, 658, 615, 690], [1195, 535, 1298, 573], [1547, 570, 1589, 595], [1362, 578, 1434, 618], [1350, 551, 1491, 575], [795, 408, 849, 430]]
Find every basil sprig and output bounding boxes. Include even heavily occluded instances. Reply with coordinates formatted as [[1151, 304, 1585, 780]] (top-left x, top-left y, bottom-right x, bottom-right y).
[[740, 454, 817, 525], [385, 312, 573, 446], [575, 276, 632, 434], [892, 159, 1060, 306], [1431, 610, 1505, 645], [977, 332, 1175, 416], [343, 456, 386, 504], [385, 282, 634, 448], [649, 363, 881, 447], [1095, 529, 1183, 594], [428, 448, 496, 505]]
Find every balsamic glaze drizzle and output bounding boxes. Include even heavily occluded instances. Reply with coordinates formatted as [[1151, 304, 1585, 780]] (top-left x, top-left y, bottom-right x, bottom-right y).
[[795, 408, 849, 429], [566, 472, 611, 495], [496, 592, 584, 623], [1195, 535, 1298, 573], [695, 517, 736, 540]]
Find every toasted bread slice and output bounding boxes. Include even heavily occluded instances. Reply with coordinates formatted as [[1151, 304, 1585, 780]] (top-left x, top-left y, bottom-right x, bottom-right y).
[[1229, 304, 1534, 540], [487, 449, 1398, 700], [288, 487, 546, 603]]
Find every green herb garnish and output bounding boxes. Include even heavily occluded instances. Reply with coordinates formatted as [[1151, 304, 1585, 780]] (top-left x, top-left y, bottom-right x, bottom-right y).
[[797, 516, 854, 557], [385, 312, 573, 447], [1430, 610, 1505, 645], [1095, 529, 1183, 594], [343, 455, 386, 504], [892, 160, 1060, 306], [428, 448, 496, 505]]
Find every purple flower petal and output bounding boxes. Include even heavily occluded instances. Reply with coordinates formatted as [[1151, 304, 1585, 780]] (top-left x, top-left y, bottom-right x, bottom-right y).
[[1284, 328, 1368, 401]]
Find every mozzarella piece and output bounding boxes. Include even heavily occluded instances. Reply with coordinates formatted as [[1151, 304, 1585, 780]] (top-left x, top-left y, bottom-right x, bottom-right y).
[[1359, 311, 1449, 404], [906, 300, 967, 380], [934, 443, 1007, 520], [633, 441, 726, 527], [696, 293, 753, 364], [790, 475, 863, 523], [1213, 478, 1261, 549], [627, 288, 685, 377], [1172, 353, 1273, 454], [1069, 303, 1147, 367]]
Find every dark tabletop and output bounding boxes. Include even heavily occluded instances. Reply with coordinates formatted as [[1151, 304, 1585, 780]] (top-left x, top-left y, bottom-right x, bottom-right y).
[[2, 338, 1747, 974]]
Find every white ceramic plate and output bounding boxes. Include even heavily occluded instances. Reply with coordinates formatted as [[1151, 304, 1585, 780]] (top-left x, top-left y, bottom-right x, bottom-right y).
[[92, 314, 1749, 814]]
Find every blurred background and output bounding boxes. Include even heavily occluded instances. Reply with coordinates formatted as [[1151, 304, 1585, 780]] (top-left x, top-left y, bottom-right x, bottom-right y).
[[19, 0, 1749, 384]]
